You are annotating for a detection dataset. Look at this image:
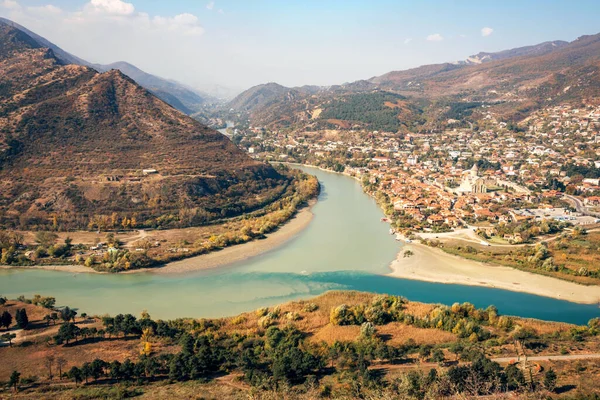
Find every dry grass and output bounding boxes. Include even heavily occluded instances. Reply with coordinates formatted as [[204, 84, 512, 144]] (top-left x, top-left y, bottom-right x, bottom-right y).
[[515, 318, 575, 335], [0, 301, 175, 381], [376, 323, 456, 346], [310, 324, 361, 344]]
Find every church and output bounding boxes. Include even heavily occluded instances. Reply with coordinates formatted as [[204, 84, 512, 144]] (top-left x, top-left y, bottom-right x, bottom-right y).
[[456, 164, 488, 194]]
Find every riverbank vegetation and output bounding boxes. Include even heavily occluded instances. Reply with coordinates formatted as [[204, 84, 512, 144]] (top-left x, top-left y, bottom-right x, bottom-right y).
[[0, 167, 319, 272], [433, 227, 600, 285], [1, 291, 599, 398]]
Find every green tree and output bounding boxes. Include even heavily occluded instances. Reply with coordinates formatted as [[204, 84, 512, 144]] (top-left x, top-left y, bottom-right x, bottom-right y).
[[55, 322, 80, 345], [1, 310, 12, 330], [1, 332, 16, 346], [67, 366, 83, 385], [9, 370, 20, 392], [431, 349, 445, 364], [35, 232, 58, 248], [15, 309, 28, 329], [544, 367, 557, 392]]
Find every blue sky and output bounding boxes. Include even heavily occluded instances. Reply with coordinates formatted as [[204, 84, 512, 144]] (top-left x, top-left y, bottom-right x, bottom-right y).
[[1, 0, 599, 94]]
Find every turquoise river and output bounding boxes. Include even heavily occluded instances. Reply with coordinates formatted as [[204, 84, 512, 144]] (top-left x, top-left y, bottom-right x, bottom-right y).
[[0, 167, 598, 324]]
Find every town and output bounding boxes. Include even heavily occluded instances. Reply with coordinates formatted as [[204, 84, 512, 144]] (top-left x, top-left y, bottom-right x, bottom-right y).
[[223, 102, 600, 239]]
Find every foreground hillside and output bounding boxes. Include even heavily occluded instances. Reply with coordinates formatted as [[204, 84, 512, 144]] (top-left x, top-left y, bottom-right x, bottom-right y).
[[0, 23, 293, 232], [0, 291, 599, 399]]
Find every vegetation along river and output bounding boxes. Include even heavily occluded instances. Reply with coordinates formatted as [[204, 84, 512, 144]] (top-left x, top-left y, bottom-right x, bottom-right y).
[[0, 167, 598, 324]]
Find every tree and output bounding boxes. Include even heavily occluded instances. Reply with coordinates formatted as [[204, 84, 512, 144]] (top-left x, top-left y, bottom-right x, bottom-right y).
[[56, 357, 67, 380], [35, 231, 58, 248], [431, 349, 445, 364], [544, 368, 557, 392], [44, 354, 56, 380], [449, 342, 464, 361], [67, 366, 83, 386], [1, 332, 16, 346], [9, 370, 20, 392], [15, 309, 28, 329], [1, 310, 12, 330], [0, 296, 6, 305], [56, 322, 80, 345], [60, 306, 77, 322]]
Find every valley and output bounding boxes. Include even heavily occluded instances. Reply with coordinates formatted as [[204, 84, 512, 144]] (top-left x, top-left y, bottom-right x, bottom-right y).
[[0, 5, 599, 398]]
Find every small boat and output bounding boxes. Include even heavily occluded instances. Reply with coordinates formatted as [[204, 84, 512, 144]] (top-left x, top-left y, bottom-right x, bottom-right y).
[[380, 217, 389, 222]]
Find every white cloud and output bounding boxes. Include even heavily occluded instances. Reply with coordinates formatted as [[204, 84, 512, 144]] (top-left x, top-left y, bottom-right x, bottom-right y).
[[403, 38, 412, 44], [87, 0, 135, 16], [206, 1, 215, 10], [426, 33, 443, 42], [27, 5, 62, 15], [1, 0, 21, 10], [152, 13, 204, 36], [481, 27, 493, 37]]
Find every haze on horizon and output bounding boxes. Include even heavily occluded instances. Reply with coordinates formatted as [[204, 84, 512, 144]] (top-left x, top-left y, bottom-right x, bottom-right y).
[[1, 0, 599, 94]]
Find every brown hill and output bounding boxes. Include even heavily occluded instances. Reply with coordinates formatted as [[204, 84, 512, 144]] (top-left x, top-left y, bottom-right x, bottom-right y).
[[0, 24, 289, 230], [372, 33, 600, 101]]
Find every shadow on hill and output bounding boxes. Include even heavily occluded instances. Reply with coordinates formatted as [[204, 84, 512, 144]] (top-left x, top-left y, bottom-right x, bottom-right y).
[[555, 384, 577, 394], [63, 335, 140, 347]]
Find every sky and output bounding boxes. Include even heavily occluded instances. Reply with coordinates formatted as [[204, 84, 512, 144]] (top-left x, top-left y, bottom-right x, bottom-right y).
[[1, 0, 600, 95]]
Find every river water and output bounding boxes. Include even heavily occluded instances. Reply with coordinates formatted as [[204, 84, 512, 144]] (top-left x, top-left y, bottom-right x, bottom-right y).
[[0, 167, 598, 324]]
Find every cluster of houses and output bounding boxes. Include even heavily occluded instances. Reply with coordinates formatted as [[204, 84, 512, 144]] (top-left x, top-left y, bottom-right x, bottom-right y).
[[225, 101, 600, 232]]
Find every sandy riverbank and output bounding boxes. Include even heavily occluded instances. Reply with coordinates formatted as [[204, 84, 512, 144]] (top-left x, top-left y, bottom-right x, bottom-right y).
[[0, 205, 315, 276], [149, 205, 314, 274], [387, 243, 600, 305]]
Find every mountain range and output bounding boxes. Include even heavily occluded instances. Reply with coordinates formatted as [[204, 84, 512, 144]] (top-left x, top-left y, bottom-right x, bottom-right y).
[[227, 32, 600, 131], [0, 21, 289, 231], [0, 17, 213, 115]]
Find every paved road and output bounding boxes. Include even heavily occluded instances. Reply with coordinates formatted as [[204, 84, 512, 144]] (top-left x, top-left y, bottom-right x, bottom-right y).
[[493, 354, 600, 363], [563, 194, 600, 218]]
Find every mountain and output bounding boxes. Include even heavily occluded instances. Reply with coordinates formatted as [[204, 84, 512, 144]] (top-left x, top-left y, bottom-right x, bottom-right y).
[[0, 17, 210, 115], [0, 17, 91, 67], [227, 82, 299, 113], [94, 61, 210, 114], [368, 63, 463, 91], [461, 40, 569, 65], [371, 33, 600, 99], [228, 33, 600, 131], [0, 23, 289, 231]]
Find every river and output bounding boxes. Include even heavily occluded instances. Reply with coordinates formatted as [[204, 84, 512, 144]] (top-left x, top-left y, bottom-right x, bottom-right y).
[[0, 167, 598, 324]]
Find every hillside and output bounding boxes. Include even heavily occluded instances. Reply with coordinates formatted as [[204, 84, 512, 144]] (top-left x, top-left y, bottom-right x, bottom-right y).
[[228, 33, 600, 132], [462, 40, 568, 65], [94, 61, 208, 114], [0, 24, 290, 231], [373, 33, 600, 99], [227, 82, 299, 113], [0, 291, 598, 398], [0, 18, 208, 115]]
